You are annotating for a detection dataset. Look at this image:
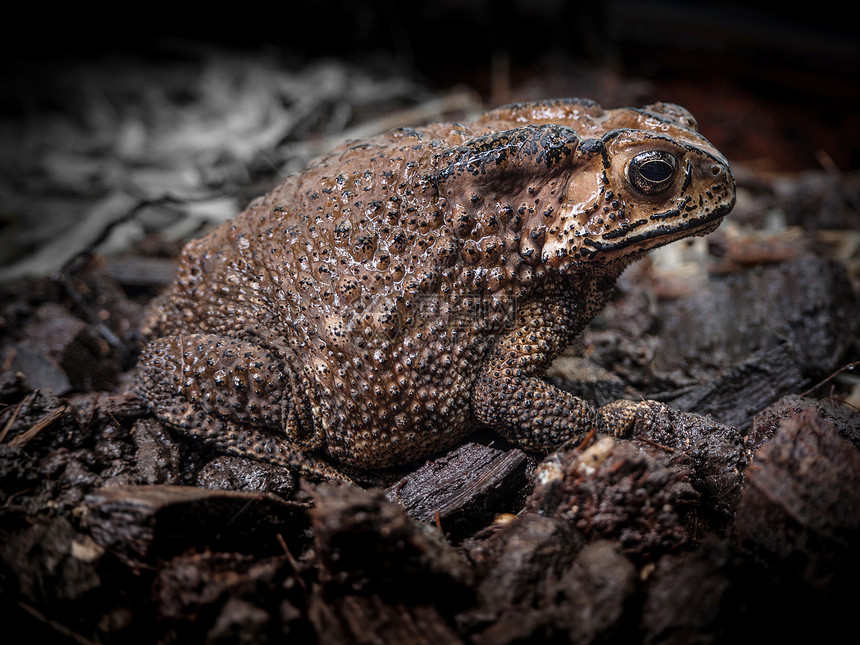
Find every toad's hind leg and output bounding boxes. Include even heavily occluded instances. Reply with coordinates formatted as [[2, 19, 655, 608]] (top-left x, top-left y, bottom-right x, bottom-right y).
[[136, 334, 348, 481]]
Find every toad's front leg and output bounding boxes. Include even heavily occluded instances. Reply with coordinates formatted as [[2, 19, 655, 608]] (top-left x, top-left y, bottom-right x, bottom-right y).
[[136, 333, 349, 481], [470, 297, 659, 453]]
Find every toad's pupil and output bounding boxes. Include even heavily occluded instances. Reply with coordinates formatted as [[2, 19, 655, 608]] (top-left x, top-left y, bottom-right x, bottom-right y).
[[640, 160, 673, 182], [628, 150, 677, 194]]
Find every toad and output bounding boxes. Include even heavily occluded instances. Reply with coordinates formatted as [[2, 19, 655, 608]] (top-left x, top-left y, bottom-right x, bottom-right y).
[[137, 98, 735, 481]]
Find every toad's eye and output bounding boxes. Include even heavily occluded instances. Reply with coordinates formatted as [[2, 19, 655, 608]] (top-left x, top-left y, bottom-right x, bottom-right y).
[[627, 151, 677, 195]]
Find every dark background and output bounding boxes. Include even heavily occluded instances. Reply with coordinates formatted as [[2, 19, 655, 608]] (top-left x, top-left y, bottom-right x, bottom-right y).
[[3, 0, 859, 171]]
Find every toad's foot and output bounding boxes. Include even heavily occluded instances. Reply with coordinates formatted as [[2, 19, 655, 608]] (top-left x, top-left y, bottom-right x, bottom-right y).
[[551, 400, 668, 453], [595, 399, 668, 438]]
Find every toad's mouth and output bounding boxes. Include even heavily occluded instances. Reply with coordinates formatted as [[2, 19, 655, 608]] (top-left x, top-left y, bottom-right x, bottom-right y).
[[577, 200, 732, 258]]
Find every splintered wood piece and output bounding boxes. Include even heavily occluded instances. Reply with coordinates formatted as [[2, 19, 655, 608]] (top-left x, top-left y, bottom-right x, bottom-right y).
[[670, 343, 809, 431], [384, 442, 532, 541]]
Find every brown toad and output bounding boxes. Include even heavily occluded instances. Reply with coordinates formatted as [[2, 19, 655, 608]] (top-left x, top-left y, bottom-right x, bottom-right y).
[[137, 98, 735, 481]]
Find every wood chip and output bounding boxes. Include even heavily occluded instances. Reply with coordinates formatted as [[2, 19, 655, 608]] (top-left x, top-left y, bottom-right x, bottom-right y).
[[385, 442, 532, 541]]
